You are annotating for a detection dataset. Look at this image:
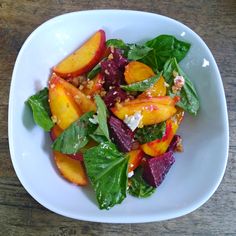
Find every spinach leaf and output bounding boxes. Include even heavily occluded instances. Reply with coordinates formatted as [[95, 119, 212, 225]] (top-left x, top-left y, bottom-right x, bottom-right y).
[[87, 63, 101, 79], [128, 167, 156, 198], [83, 142, 128, 209], [94, 95, 110, 141], [127, 44, 153, 61], [106, 39, 129, 51], [134, 122, 166, 144], [26, 88, 54, 131], [144, 35, 191, 70], [52, 112, 97, 154], [163, 58, 200, 115], [121, 71, 162, 92]]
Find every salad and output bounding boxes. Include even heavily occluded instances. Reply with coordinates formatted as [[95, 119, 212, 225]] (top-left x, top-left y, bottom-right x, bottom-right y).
[[26, 29, 199, 210]]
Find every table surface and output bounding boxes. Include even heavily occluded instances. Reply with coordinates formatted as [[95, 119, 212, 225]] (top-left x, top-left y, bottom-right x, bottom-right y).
[[1, 0, 236, 235]]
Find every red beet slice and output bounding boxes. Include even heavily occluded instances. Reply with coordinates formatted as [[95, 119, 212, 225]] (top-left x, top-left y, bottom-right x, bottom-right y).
[[167, 135, 182, 152], [67, 153, 83, 161], [103, 87, 129, 108], [108, 115, 134, 152], [142, 151, 175, 187]]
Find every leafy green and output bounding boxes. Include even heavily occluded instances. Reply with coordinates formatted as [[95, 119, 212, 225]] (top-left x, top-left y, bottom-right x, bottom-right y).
[[145, 35, 191, 70], [89, 126, 109, 143], [83, 142, 128, 209], [26, 88, 54, 131], [106, 39, 129, 51], [94, 95, 110, 141], [87, 63, 101, 79], [127, 44, 153, 61], [128, 167, 156, 198], [163, 58, 200, 115], [52, 112, 97, 154], [121, 71, 162, 92], [135, 122, 166, 144]]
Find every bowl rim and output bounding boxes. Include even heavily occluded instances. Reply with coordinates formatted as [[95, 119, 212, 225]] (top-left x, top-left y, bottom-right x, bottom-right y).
[[8, 9, 229, 223]]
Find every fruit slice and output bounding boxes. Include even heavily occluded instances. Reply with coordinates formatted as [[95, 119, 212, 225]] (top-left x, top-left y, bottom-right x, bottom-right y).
[[53, 30, 106, 78], [111, 96, 177, 126], [141, 109, 184, 156], [49, 76, 82, 130], [138, 76, 167, 98], [124, 61, 155, 84], [81, 73, 104, 97], [128, 149, 144, 172], [50, 125, 63, 141], [54, 151, 88, 185]]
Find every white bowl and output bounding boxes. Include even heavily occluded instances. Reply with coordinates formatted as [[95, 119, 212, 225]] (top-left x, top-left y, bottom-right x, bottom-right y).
[[9, 10, 229, 223]]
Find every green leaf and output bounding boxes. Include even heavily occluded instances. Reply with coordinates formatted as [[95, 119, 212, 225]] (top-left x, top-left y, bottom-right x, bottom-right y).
[[134, 122, 166, 144], [87, 63, 101, 79], [121, 71, 162, 92], [89, 126, 108, 143], [83, 142, 128, 209], [127, 44, 153, 61], [106, 39, 129, 51], [145, 35, 191, 70], [94, 95, 110, 141], [163, 58, 200, 115], [128, 167, 156, 198], [26, 88, 54, 131], [52, 112, 97, 154]]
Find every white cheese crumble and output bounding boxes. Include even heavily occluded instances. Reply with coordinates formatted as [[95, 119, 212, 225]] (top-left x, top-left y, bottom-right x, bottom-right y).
[[172, 75, 185, 93], [181, 31, 186, 37], [202, 58, 210, 67], [128, 171, 134, 178], [124, 111, 142, 131], [89, 115, 98, 124]]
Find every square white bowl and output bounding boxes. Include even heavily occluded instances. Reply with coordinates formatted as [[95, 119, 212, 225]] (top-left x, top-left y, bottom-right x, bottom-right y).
[[8, 10, 229, 223]]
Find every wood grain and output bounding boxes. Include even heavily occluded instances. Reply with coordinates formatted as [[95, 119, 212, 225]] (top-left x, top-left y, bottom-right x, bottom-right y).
[[1, 0, 236, 235]]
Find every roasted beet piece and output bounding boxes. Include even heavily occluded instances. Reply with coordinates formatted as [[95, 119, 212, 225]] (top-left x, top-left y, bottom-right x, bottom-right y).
[[103, 87, 129, 108], [142, 151, 175, 187], [101, 48, 128, 90], [167, 135, 182, 152], [108, 115, 134, 152]]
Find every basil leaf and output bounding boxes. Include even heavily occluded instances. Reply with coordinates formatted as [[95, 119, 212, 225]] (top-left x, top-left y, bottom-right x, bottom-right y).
[[128, 167, 156, 198], [106, 39, 129, 51], [89, 126, 108, 143], [135, 122, 166, 144], [52, 112, 97, 154], [121, 71, 162, 92], [87, 63, 101, 79], [145, 35, 191, 70], [94, 95, 110, 141], [26, 88, 54, 131], [83, 142, 128, 209], [163, 58, 200, 115], [127, 44, 153, 61], [139, 49, 159, 73]]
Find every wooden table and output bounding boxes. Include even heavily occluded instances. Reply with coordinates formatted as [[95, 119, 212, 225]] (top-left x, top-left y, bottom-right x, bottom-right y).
[[1, 1, 235, 235]]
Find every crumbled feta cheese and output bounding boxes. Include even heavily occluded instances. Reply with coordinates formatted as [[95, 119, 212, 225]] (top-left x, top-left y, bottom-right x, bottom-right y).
[[164, 82, 170, 87], [172, 75, 185, 93], [202, 58, 210, 67], [89, 115, 98, 124], [128, 171, 134, 178], [124, 111, 143, 131]]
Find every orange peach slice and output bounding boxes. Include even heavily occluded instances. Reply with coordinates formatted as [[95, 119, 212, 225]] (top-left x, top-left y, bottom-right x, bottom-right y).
[[81, 73, 104, 97], [54, 151, 88, 186], [49, 76, 82, 130], [111, 96, 177, 126], [124, 61, 155, 84], [53, 30, 106, 78], [141, 109, 184, 156], [128, 149, 144, 172]]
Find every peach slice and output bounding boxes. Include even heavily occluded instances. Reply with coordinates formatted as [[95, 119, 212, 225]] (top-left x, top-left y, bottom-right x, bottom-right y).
[[124, 61, 155, 84], [49, 76, 82, 130], [138, 76, 167, 98], [128, 149, 144, 172], [54, 151, 88, 186], [81, 73, 104, 97], [111, 96, 177, 126], [141, 109, 184, 156], [53, 30, 106, 78]]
